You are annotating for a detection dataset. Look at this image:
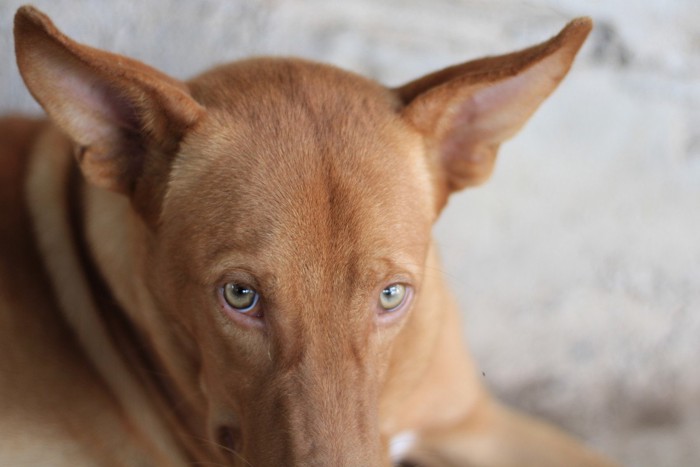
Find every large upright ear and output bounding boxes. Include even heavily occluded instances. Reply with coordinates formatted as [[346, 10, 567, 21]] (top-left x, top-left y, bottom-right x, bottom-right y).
[[396, 18, 592, 207], [14, 6, 204, 203]]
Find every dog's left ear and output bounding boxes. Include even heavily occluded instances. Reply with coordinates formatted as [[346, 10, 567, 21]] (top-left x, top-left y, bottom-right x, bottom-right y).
[[14, 6, 204, 218], [396, 18, 592, 208]]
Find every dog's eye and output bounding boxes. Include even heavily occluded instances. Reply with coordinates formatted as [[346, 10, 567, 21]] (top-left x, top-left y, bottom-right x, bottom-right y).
[[379, 283, 407, 311], [223, 283, 259, 313]]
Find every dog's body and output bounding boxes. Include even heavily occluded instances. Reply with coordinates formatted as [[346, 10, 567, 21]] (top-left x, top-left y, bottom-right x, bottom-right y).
[[1, 7, 615, 466]]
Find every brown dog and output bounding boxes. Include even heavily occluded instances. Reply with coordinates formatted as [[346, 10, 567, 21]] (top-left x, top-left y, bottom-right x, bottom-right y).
[[0, 5, 616, 466]]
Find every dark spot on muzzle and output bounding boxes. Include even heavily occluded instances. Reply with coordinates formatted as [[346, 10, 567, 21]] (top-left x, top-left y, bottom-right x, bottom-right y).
[[217, 425, 242, 457]]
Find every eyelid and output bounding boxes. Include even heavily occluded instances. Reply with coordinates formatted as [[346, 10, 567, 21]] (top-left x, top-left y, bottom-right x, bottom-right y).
[[217, 269, 261, 290], [380, 269, 415, 287]]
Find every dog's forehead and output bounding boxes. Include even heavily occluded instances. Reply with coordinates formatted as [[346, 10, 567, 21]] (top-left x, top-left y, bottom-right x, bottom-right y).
[[187, 57, 401, 114], [163, 58, 434, 274]]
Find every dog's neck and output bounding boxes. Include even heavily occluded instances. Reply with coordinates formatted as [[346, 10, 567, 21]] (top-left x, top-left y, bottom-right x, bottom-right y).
[[26, 127, 216, 464], [85, 167, 234, 462]]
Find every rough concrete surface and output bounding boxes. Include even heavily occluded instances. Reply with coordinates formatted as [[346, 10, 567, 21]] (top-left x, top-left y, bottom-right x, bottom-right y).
[[1, 1, 698, 466]]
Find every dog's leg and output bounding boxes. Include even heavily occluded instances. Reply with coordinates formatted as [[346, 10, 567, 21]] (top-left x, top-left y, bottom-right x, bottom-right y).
[[394, 270, 614, 467], [407, 398, 617, 467]]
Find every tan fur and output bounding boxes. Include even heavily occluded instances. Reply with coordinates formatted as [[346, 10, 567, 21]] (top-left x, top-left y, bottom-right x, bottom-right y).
[[0, 6, 616, 466]]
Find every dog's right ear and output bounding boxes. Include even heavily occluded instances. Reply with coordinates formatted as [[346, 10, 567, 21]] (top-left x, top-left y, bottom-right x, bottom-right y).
[[396, 18, 592, 210], [14, 6, 204, 199]]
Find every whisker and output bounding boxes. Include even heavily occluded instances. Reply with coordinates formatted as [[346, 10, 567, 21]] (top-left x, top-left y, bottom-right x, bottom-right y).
[[186, 433, 254, 467]]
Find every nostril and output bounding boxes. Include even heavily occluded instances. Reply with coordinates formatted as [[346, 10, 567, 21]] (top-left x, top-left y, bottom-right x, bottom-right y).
[[217, 425, 241, 455]]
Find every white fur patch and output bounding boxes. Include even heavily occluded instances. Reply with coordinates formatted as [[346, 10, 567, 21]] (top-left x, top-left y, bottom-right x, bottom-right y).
[[389, 431, 417, 462]]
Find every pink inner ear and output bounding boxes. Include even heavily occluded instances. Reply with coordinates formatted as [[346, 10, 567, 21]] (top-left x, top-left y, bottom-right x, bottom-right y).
[[436, 55, 569, 192], [451, 57, 556, 146], [50, 63, 140, 148]]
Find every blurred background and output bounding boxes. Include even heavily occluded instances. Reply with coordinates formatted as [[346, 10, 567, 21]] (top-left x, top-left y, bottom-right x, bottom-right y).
[[1, 1, 698, 465]]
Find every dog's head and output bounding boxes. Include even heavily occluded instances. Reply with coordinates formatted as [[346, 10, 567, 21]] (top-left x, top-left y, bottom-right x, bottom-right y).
[[15, 6, 590, 466]]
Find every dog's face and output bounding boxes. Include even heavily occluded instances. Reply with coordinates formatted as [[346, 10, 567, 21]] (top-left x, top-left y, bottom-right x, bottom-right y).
[[152, 60, 434, 463], [14, 6, 590, 465]]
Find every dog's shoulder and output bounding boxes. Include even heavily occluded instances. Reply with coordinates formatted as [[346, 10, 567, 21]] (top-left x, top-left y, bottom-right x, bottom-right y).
[[0, 117, 157, 466]]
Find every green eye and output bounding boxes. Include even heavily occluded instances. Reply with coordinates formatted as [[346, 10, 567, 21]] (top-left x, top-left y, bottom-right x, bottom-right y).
[[223, 283, 259, 312], [379, 283, 407, 311]]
